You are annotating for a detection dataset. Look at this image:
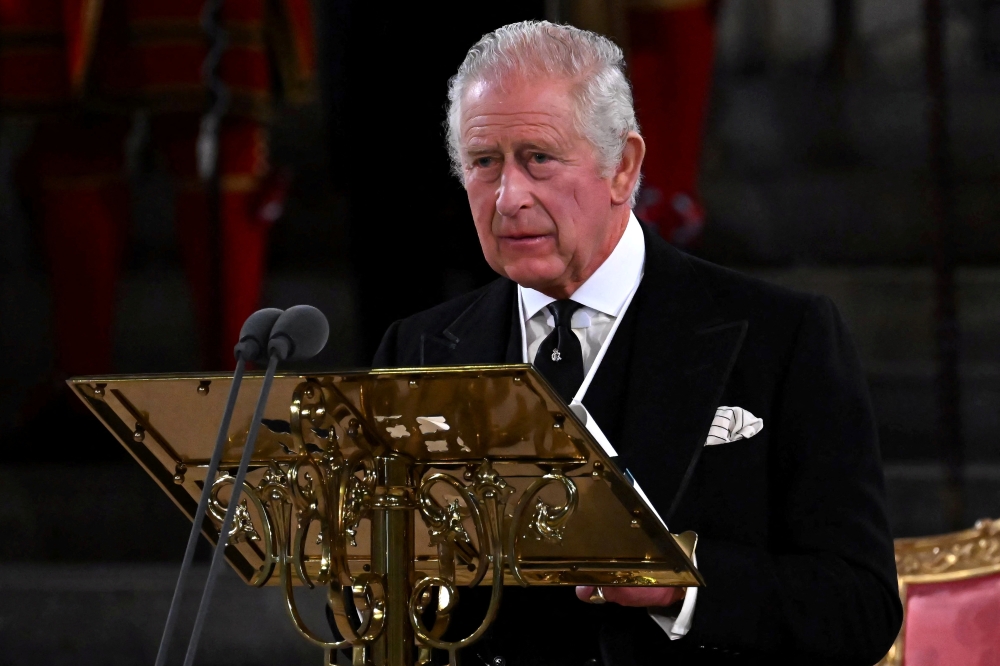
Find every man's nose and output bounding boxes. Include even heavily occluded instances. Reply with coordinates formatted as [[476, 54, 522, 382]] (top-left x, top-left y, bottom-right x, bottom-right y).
[[495, 164, 533, 217]]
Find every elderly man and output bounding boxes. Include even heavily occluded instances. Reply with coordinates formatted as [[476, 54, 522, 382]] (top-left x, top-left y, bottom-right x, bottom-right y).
[[374, 21, 902, 666]]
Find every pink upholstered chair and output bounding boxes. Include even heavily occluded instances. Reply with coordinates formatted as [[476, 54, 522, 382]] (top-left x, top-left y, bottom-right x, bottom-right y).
[[877, 518, 1000, 665]]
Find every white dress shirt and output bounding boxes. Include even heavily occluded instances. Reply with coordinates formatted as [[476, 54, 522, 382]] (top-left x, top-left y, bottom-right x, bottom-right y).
[[517, 212, 698, 640]]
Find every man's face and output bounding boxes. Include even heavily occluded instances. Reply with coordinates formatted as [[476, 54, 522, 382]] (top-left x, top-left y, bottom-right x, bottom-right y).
[[459, 76, 636, 297]]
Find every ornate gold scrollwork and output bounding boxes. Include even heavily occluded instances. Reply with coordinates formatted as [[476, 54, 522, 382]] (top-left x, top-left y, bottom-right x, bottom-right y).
[[289, 380, 337, 454], [410, 460, 514, 666], [895, 518, 1000, 577], [417, 473, 486, 585], [326, 451, 384, 646], [288, 453, 333, 588], [266, 380, 388, 651], [279, 446, 385, 650], [506, 470, 578, 587], [255, 462, 291, 587], [209, 473, 274, 587], [412, 579, 454, 666]]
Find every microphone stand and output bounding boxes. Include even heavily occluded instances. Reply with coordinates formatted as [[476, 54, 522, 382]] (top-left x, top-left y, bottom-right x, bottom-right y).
[[153, 357, 246, 666], [182, 352, 281, 666]]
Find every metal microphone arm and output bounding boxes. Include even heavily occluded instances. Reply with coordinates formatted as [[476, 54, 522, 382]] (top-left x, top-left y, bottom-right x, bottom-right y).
[[181, 304, 329, 666], [183, 352, 281, 666], [154, 308, 283, 666]]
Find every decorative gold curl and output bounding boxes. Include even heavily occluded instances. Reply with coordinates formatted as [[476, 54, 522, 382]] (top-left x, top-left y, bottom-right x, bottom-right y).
[[254, 463, 291, 587], [326, 451, 383, 645], [290, 379, 330, 454], [281, 448, 383, 649], [417, 473, 488, 587], [288, 453, 334, 587], [410, 461, 512, 666], [209, 474, 274, 587], [506, 471, 579, 587]]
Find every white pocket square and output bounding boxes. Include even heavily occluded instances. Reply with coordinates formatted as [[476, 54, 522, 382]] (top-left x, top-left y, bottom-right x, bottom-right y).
[[705, 406, 763, 446]]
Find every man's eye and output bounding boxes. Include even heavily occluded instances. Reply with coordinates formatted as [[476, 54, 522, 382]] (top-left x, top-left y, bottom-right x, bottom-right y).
[[531, 153, 550, 164], [474, 156, 495, 168]]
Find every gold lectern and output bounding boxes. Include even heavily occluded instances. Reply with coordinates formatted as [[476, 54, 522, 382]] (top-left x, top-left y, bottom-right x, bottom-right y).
[[71, 364, 702, 666]]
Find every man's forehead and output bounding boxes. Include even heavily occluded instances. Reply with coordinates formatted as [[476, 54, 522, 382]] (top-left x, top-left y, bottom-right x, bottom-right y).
[[461, 116, 573, 155], [462, 76, 575, 114], [460, 76, 577, 142]]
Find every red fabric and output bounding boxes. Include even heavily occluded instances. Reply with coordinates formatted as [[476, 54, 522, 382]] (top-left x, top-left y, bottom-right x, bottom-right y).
[[153, 116, 270, 369], [0, 0, 62, 25], [0, 0, 100, 98], [61, 0, 101, 91], [903, 572, 1000, 665], [282, 0, 317, 76], [0, 0, 280, 112], [42, 184, 128, 376], [19, 114, 270, 375], [6, 0, 305, 372], [85, 0, 271, 112], [0, 50, 72, 105], [172, 187, 270, 369], [0, 0, 70, 107], [124, 0, 257, 21], [628, 4, 717, 245], [25, 118, 130, 376]]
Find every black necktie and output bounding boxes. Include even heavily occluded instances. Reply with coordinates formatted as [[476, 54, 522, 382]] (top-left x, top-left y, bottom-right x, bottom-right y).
[[533, 300, 585, 402]]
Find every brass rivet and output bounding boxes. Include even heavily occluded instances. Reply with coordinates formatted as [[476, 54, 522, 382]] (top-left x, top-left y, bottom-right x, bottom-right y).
[[363, 563, 371, 572], [133, 424, 145, 442], [173, 464, 186, 484], [409, 380, 418, 388], [630, 519, 640, 528], [93, 384, 106, 397], [512, 376, 523, 384], [632, 509, 642, 517], [197, 381, 210, 395], [304, 387, 315, 399], [593, 462, 603, 470]]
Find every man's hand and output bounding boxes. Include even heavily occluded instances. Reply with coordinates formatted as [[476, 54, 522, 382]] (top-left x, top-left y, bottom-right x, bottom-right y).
[[575, 585, 686, 608]]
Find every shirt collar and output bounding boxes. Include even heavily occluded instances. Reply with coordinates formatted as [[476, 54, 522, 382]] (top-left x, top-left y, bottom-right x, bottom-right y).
[[519, 212, 646, 321]]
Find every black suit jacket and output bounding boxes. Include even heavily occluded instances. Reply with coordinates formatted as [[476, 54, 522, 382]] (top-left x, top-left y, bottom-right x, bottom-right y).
[[374, 226, 903, 666]]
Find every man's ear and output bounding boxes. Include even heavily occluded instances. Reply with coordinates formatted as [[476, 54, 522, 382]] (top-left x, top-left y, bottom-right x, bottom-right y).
[[610, 132, 645, 206]]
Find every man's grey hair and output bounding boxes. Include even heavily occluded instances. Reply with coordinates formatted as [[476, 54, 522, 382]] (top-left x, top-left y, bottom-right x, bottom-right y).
[[446, 21, 642, 206]]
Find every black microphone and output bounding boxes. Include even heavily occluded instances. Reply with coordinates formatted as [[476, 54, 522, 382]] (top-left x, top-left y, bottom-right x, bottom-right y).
[[233, 307, 284, 364], [154, 307, 284, 666], [183, 305, 329, 666], [267, 304, 331, 361]]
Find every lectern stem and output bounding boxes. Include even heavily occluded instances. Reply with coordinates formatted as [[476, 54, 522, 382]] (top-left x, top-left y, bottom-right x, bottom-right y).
[[372, 453, 416, 666]]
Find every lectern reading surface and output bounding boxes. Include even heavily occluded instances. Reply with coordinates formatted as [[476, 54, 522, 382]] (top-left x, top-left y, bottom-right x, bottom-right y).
[[71, 364, 701, 664]]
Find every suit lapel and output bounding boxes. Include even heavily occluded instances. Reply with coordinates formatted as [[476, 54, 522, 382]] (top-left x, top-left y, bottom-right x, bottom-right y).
[[421, 278, 522, 365], [617, 227, 747, 525]]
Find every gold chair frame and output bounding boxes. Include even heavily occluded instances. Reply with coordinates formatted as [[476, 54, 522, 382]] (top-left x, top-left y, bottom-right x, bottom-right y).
[[877, 517, 1000, 666]]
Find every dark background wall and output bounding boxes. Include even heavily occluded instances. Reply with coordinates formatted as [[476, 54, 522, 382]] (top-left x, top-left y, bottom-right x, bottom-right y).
[[0, 0, 998, 663]]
